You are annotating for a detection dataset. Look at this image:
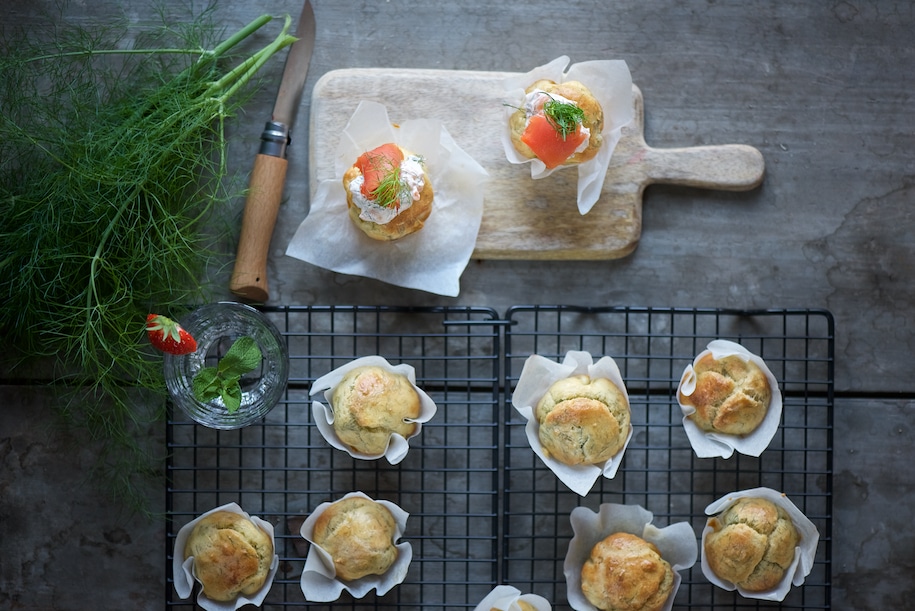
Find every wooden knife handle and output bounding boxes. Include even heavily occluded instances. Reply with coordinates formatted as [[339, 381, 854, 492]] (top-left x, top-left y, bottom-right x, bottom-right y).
[[229, 153, 288, 302]]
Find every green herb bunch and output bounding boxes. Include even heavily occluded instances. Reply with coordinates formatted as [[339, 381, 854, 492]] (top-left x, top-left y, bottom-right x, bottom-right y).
[[0, 6, 295, 513], [372, 166, 406, 210], [192, 336, 263, 413], [504, 93, 585, 140], [543, 96, 585, 140]]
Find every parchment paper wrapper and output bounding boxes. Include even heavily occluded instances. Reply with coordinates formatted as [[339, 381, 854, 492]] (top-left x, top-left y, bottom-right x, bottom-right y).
[[511, 350, 633, 496], [676, 339, 783, 458], [173, 502, 279, 611], [501, 55, 633, 215], [299, 491, 412, 602], [473, 585, 552, 611], [286, 100, 488, 297], [701, 487, 820, 601], [564, 503, 698, 611], [310, 355, 437, 465]]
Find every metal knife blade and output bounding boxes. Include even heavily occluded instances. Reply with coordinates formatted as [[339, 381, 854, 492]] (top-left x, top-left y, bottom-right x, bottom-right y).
[[272, 1, 315, 129], [230, 1, 316, 302]]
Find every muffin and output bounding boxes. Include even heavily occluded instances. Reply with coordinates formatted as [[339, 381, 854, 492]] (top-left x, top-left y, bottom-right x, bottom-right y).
[[679, 353, 771, 436], [330, 365, 422, 455], [311, 496, 399, 581], [535, 374, 630, 465], [704, 497, 799, 592], [508, 79, 604, 169], [184, 510, 274, 602], [343, 142, 433, 241], [581, 532, 674, 611], [493, 602, 536, 611]]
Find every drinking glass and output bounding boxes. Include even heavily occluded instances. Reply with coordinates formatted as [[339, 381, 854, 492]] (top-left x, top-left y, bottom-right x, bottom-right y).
[[164, 301, 288, 429]]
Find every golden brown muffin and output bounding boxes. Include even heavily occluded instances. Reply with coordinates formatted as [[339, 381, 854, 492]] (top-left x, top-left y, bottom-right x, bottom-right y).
[[679, 353, 771, 436], [581, 532, 674, 611], [705, 496, 799, 592], [311, 496, 399, 581], [343, 143, 433, 241], [535, 375, 630, 465], [331, 365, 421, 455], [509, 79, 604, 167], [492, 602, 536, 611], [184, 510, 274, 602]]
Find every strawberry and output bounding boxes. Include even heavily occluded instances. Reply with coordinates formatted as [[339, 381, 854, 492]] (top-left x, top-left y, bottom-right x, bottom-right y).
[[146, 314, 197, 355]]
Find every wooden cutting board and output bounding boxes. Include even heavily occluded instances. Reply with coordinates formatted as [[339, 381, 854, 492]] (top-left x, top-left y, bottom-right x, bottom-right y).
[[309, 68, 764, 260]]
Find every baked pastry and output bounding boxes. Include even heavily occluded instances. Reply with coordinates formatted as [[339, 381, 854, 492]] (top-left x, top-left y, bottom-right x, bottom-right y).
[[705, 497, 799, 592], [331, 365, 421, 455], [184, 510, 274, 602], [343, 142, 433, 240], [509, 79, 604, 169], [311, 496, 399, 581], [535, 374, 630, 465], [580, 532, 674, 611], [679, 353, 771, 436], [492, 602, 536, 611]]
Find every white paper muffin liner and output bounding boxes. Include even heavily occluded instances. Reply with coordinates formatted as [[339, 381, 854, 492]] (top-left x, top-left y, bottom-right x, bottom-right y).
[[309, 355, 437, 464], [500, 55, 633, 214], [676, 339, 783, 458], [473, 585, 552, 611], [172, 502, 279, 611], [564, 503, 698, 611], [701, 487, 820, 602], [286, 100, 488, 297], [511, 350, 633, 496], [299, 491, 412, 602]]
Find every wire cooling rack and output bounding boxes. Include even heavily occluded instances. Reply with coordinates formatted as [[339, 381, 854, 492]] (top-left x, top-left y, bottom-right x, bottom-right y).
[[502, 306, 833, 611], [165, 306, 833, 610]]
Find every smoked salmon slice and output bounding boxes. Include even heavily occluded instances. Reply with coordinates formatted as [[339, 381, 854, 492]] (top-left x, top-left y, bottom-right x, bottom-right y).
[[521, 113, 587, 169], [355, 143, 404, 200]]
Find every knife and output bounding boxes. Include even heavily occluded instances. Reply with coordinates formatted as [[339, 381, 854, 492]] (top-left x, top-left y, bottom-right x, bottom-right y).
[[230, 0, 316, 302]]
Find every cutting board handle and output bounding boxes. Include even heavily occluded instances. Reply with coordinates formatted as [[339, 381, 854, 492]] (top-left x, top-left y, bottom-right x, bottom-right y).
[[643, 143, 765, 191]]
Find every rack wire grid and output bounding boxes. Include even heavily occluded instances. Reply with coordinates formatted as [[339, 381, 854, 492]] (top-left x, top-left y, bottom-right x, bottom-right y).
[[502, 306, 833, 611], [165, 305, 833, 610], [166, 306, 503, 609]]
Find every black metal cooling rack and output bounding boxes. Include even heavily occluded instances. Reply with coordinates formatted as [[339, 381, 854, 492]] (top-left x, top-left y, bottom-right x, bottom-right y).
[[166, 306, 503, 610], [502, 306, 833, 611], [165, 305, 833, 610]]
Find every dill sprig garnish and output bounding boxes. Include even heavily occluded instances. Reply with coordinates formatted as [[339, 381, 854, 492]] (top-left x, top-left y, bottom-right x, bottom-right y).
[[371, 167, 406, 209], [543, 96, 585, 140], [0, 6, 295, 514], [364, 151, 407, 209]]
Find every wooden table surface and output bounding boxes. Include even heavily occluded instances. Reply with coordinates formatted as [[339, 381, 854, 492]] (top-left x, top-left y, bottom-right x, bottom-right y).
[[3, 1, 913, 610]]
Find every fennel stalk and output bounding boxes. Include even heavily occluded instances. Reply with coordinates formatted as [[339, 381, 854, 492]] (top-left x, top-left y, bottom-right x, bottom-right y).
[[0, 8, 295, 514]]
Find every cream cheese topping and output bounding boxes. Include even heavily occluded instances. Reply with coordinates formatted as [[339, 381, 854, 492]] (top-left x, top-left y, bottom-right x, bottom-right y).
[[348, 155, 426, 225]]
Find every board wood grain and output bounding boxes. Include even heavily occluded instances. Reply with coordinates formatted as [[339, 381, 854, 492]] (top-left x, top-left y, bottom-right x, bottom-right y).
[[309, 68, 764, 260]]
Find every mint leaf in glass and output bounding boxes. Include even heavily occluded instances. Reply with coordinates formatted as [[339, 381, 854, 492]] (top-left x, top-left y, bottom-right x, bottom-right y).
[[191, 336, 262, 413]]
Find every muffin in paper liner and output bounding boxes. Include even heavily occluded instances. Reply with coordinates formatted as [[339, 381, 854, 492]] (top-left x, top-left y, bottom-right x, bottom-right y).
[[500, 55, 633, 215], [299, 491, 412, 602], [172, 502, 279, 611], [309, 355, 437, 464], [564, 503, 698, 611], [511, 350, 632, 496], [701, 487, 820, 602], [676, 339, 783, 458], [473, 585, 552, 611], [286, 100, 488, 297]]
